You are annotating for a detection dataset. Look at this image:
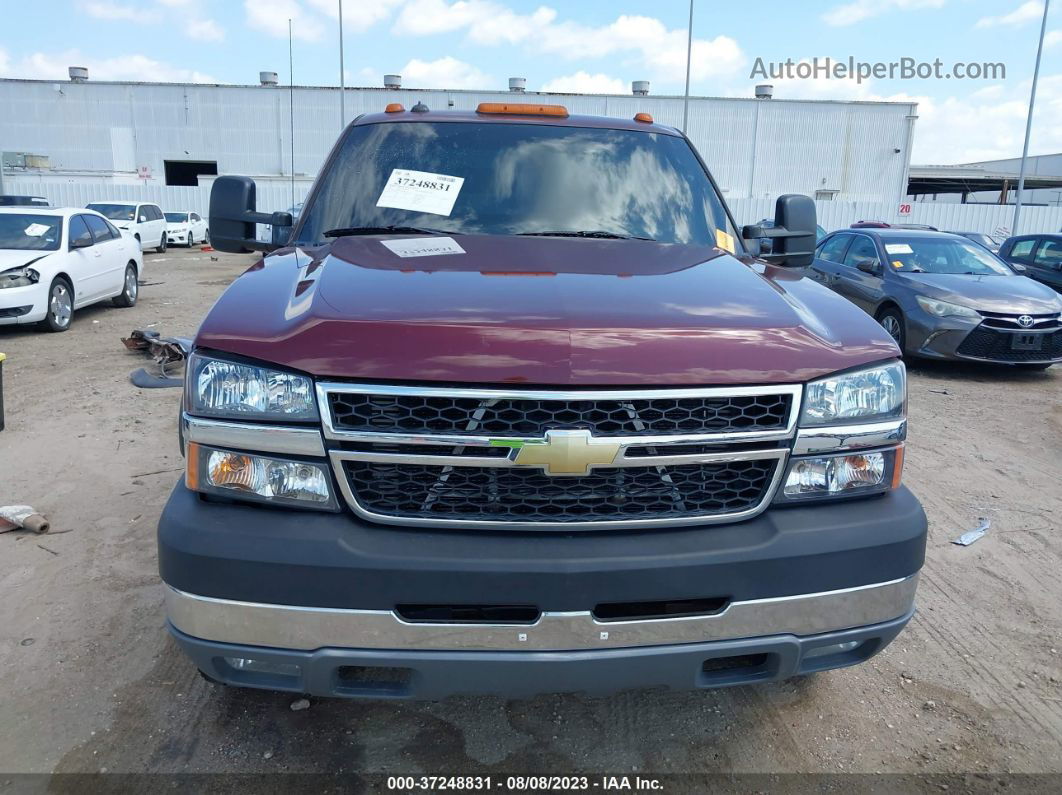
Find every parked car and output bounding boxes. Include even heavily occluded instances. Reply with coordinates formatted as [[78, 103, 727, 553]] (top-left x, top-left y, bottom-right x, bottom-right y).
[[811, 229, 1062, 368], [0, 195, 50, 207], [946, 231, 1002, 254], [754, 218, 826, 254], [86, 201, 167, 253], [0, 207, 142, 331], [158, 103, 927, 701], [851, 221, 938, 231], [997, 233, 1062, 292], [165, 211, 209, 247]]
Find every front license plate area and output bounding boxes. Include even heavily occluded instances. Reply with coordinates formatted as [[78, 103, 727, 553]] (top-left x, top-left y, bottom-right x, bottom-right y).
[[1012, 333, 1043, 351]]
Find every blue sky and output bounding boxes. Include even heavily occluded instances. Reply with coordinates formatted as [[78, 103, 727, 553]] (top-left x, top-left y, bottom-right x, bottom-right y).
[[2, 0, 1061, 163]]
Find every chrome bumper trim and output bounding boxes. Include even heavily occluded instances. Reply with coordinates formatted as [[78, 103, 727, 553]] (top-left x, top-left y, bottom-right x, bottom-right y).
[[183, 414, 325, 457], [793, 419, 906, 455], [165, 575, 918, 653]]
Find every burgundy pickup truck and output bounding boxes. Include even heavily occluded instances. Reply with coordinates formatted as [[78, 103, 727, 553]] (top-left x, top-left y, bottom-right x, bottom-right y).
[[158, 103, 926, 699]]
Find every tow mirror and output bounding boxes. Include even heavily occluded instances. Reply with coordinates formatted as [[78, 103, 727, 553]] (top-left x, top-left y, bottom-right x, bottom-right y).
[[209, 175, 294, 253], [741, 194, 817, 267]]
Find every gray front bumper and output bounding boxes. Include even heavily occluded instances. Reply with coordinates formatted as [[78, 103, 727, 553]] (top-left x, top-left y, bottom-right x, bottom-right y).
[[171, 610, 914, 699]]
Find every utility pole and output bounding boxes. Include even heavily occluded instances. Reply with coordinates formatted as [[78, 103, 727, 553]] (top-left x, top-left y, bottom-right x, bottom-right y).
[[339, 0, 346, 130], [289, 18, 296, 209], [1013, 0, 1051, 235], [682, 0, 694, 134]]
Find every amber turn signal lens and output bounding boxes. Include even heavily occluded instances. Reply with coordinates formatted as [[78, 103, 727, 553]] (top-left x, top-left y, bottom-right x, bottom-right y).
[[384, 103, 405, 113], [476, 102, 568, 117], [634, 112, 654, 123], [185, 441, 201, 490], [891, 444, 905, 489]]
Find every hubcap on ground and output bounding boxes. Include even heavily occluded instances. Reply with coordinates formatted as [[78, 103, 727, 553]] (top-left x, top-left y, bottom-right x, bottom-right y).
[[51, 285, 71, 326]]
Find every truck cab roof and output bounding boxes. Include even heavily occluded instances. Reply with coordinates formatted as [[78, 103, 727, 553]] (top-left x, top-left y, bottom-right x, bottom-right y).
[[351, 106, 683, 137]]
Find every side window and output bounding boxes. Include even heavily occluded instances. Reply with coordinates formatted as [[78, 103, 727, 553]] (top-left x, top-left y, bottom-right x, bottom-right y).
[[152, 206, 164, 221], [843, 236, 880, 269], [137, 205, 149, 223], [1034, 239, 1062, 268], [191, 213, 200, 222], [69, 215, 93, 247], [1009, 239, 1036, 263], [84, 214, 113, 242], [817, 234, 850, 263], [104, 219, 122, 238]]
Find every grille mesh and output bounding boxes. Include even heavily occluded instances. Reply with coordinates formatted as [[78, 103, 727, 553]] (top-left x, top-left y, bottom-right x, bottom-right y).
[[329, 393, 791, 436], [956, 328, 1062, 362], [343, 460, 777, 523]]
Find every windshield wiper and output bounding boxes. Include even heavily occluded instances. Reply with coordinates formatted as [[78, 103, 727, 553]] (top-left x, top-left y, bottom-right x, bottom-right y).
[[516, 230, 656, 241], [323, 225, 453, 238]]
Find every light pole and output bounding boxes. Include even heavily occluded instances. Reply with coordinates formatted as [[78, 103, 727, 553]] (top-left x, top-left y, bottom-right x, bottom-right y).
[[682, 0, 694, 134], [339, 0, 346, 130], [1013, 0, 1051, 235]]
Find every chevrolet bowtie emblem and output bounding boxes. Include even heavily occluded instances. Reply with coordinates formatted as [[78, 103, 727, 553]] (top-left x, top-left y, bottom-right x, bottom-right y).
[[496, 430, 622, 476]]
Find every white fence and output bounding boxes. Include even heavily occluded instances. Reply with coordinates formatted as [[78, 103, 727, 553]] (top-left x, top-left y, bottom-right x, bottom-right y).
[[9, 176, 1062, 240]]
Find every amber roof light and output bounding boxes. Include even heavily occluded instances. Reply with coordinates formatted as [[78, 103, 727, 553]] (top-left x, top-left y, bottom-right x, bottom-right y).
[[385, 103, 405, 113], [634, 112, 654, 123], [476, 102, 569, 117]]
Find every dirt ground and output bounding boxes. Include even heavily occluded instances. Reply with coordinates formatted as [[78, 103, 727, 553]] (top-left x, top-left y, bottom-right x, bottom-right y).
[[0, 247, 1060, 787]]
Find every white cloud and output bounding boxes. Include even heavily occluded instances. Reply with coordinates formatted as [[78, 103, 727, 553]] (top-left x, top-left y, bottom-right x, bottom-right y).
[[81, 0, 225, 41], [1046, 29, 1062, 46], [975, 1, 1044, 29], [187, 18, 225, 42], [393, 3, 742, 88], [0, 48, 216, 83], [305, 0, 403, 32], [540, 71, 627, 95], [82, 1, 159, 22], [822, 0, 946, 27], [244, 0, 325, 41], [399, 56, 492, 89]]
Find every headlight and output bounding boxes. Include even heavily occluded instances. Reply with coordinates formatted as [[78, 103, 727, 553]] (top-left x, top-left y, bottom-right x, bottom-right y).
[[187, 353, 318, 421], [187, 443, 337, 510], [775, 447, 903, 504], [801, 361, 905, 426], [0, 267, 40, 289], [915, 296, 980, 320]]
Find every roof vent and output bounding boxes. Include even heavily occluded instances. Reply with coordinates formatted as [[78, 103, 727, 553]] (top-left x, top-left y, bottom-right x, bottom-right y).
[[259, 71, 279, 86], [384, 74, 402, 89], [68, 66, 88, 83], [508, 77, 526, 93], [755, 83, 774, 100], [632, 80, 650, 96]]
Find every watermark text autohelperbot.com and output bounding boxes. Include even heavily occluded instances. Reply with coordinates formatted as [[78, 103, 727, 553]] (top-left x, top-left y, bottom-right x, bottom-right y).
[[751, 56, 1005, 83]]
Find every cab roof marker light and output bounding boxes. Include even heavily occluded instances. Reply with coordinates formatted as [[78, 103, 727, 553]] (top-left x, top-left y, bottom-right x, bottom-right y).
[[634, 112, 654, 123], [476, 102, 569, 117], [384, 103, 405, 113]]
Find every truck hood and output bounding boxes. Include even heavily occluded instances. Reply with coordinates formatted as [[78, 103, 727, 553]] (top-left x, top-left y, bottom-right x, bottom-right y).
[[895, 271, 1062, 314], [196, 235, 899, 385]]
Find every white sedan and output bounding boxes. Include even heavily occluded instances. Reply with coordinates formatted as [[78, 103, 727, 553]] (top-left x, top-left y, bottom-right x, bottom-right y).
[[0, 207, 143, 332], [165, 211, 208, 247]]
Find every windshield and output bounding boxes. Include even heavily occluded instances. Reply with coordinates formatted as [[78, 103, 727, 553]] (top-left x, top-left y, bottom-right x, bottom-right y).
[[0, 214, 62, 251], [87, 203, 135, 221], [165, 212, 189, 223], [884, 237, 1013, 275], [296, 121, 737, 247]]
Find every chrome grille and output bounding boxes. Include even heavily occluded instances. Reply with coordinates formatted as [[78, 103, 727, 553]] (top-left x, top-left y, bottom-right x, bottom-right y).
[[318, 383, 800, 530]]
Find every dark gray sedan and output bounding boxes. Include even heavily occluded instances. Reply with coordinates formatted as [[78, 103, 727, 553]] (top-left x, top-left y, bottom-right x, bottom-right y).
[[810, 229, 1062, 368]]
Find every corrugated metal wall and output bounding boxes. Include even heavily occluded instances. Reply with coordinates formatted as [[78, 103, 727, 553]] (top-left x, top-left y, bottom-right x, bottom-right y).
[[0, 78, 914, 202]]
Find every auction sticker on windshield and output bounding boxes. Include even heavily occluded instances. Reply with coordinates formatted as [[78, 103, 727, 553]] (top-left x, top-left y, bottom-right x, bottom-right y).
[[380, 237, 466, 258], [377, 169, 465, 216], [885, 243, 913, 255], [24, 223, 50, 236]]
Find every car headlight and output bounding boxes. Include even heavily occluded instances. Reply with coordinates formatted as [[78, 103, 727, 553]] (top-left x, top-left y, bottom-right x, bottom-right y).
[[0, 267, 40, 289], [187, 443, 337, 510], [775, 447, 903, 504], [186, 353, 318, 421], [801, 361, 905, 426], [916, 296, 980, 320]]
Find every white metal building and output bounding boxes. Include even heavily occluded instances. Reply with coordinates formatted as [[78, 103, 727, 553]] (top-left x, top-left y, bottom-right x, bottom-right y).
[[0, 75, 917, 216]]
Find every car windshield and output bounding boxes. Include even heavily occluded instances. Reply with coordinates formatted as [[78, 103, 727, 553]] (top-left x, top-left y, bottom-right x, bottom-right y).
[[296, 121, 737, 247], [883, 237, 1012, 275], [0, 213, 62, 251], [87, 203, 135, 221], [165, 212, 189, 223]]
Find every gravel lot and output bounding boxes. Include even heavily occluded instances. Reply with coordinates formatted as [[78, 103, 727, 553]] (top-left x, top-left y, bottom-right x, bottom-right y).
[[0, 247, 1060, 785]]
